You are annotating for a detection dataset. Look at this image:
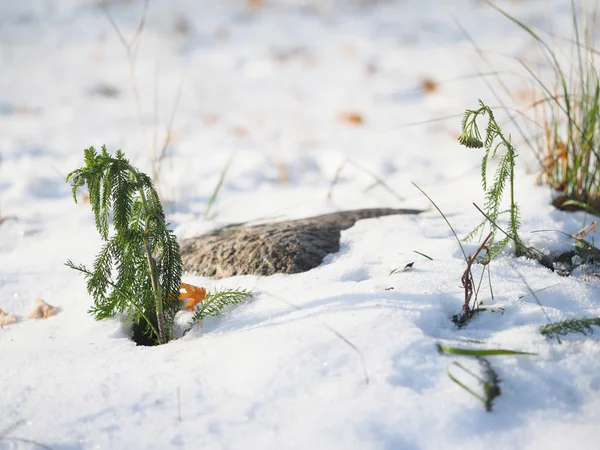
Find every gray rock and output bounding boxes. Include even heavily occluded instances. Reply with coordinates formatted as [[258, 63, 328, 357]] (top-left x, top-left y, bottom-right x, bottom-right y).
[[180, 208, 423, 278]]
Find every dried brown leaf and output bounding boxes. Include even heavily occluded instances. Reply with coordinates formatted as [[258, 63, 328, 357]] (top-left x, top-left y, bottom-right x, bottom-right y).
[[338, 112, 364, 126], [421, 78, 438, 93], [27, 298, 59, 319], [0, 308, 17, 327]]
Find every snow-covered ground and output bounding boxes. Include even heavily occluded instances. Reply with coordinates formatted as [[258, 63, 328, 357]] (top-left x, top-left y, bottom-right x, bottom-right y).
[[1, 0, 600, 448]]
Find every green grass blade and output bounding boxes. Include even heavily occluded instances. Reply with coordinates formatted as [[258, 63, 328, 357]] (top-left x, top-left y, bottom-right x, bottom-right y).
[[447, 366, 488, 406], [204, 154, 234, 219], [413, 250, 433, 260], [437, 343, 536, 357]]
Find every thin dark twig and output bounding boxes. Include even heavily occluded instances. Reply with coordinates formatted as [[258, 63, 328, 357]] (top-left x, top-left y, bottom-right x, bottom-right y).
[[0, 419, 26, 438], [459, 232, 493, 322]]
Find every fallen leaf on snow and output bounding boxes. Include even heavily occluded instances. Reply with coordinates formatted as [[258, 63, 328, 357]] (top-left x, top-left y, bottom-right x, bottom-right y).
[[231, 125, 249, 138], [179, 283, 207, 310], [246, 0, 264, 10], [421, 78, 438, 93], [0, 309, 17, 327], [203, 113, 221, 125], [338, 112, 364, 126], [27, 298, 59, 319]]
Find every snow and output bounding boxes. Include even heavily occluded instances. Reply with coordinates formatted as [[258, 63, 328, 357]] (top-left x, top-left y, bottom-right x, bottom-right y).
[[1, 0, 600, 448]]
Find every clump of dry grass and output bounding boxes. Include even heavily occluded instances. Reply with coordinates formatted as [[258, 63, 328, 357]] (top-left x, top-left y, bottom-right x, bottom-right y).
[[489, 1, 600, 215]]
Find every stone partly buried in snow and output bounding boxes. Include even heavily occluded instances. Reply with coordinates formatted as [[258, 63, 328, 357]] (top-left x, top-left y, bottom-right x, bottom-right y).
[[180, 208, 423, 278]]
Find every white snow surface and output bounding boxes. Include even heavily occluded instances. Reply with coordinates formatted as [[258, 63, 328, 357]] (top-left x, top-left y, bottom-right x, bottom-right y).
[[1, 0, 600, 449]]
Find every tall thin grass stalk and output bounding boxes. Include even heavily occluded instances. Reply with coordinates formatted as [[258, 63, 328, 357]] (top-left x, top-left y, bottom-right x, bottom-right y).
[[103, 0, 187, 193], [327, 158, 404, 204], [486, 0, 600, 211], [204, 154, 234, 219], [102, 0, 148, 142]]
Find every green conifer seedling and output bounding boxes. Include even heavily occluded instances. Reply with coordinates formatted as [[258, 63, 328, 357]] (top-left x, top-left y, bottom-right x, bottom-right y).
[[66, 146, 182, 345], [458, 100, 523, 257]]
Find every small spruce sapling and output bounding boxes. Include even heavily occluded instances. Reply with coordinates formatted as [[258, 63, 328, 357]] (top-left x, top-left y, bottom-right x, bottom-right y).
[[458, 100, 524, 257], [66, 146, 182, 345]]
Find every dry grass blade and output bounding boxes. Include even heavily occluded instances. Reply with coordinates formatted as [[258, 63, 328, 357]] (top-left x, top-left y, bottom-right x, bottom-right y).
[[573, 221, 597, 240], [452, 15, 538, 160], [327, 158, 404, 204], [205, 154, 234, 219], [264, 291, 370, 386], [153, 69, 187, 186], [101, 0, 149, 138], [484, 0, 600, 208]]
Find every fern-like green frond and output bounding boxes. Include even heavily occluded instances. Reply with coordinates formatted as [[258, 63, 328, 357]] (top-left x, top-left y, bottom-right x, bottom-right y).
[[190, 289, 253, 325], [459, 101, 522, 257], [540, 317, 600, 338]]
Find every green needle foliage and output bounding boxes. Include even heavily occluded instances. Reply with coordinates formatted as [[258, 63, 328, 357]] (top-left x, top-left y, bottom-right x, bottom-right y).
[[540, 317, 600, 339], [183, 288, 253, 335], [66, 146, 182, 345], [191, 289, 253, 323], [458, 100, 523, 257]]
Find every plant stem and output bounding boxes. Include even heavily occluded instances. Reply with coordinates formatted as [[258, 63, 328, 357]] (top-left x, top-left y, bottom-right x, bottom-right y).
[[130, 165, 166, 344], [508, 143, 519, 254], [143, 228, 165, 344]]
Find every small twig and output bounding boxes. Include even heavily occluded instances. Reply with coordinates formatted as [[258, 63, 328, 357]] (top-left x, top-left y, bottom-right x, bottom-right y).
[[458, 232, 493, 323], [0, 419, 25, 438], [0, 421, 54, 450], [0, 215, 18, 226]]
